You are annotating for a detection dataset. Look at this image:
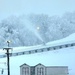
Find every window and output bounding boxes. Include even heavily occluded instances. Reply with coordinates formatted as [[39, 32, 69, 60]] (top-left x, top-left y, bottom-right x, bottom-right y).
[[22, 67, 25, 75], [37, 68, 40, 75], [40, 67, 44, 75], [37, 67, 44, 75], [22, 67, 29, 75]]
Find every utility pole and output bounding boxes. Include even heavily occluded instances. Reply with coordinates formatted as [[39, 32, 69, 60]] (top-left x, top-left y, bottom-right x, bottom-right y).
[[3, 41, 12, 75]]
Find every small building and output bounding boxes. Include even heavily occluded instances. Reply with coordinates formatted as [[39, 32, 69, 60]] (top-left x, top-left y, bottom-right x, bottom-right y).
[[20, 63, 68, 75]]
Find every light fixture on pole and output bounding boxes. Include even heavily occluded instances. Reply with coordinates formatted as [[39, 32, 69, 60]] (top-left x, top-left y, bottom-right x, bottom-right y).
[[3, 40, 12, 75]]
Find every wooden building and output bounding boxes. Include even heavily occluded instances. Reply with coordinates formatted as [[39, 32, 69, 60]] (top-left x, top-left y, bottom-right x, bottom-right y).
[[20, 63, 68, 75]]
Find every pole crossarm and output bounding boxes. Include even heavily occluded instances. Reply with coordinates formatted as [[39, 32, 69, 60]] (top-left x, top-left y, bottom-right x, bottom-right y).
[[0, 42, 75, 58], [3, 47, 12, 75]]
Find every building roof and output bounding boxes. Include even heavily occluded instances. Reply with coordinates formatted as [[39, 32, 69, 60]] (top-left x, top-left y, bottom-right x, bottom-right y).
[[35, 63, 45, 67], [20, 63, 30, 67], [46, 66, 68, 68], [20, 63, 68, 68]]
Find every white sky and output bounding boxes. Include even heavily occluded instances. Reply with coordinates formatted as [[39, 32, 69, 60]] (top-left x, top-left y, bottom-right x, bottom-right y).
[[0, 0, 75, 21]]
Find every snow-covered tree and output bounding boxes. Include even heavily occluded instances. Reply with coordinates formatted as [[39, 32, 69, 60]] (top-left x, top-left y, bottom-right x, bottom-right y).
[[0, 11, 75, 48]]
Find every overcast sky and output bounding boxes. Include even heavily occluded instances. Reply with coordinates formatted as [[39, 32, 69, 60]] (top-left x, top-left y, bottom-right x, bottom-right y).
[[0, 0, 75, 20]]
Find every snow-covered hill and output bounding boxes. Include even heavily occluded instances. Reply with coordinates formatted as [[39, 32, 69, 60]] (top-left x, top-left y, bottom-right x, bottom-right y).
[[0, 33, 75, 75]]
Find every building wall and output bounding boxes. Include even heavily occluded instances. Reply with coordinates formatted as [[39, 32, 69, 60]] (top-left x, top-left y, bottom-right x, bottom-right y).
[[20, 64, 68, 75], [46, 66, 68, 75]]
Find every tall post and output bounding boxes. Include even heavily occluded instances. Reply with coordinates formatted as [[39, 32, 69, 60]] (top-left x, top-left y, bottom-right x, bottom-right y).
[[7, 48, 10, 75], [3, 41, 12, 75]]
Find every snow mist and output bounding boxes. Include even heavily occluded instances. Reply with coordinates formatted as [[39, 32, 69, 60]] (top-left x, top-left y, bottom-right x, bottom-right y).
[[20, 18, 44, 43]]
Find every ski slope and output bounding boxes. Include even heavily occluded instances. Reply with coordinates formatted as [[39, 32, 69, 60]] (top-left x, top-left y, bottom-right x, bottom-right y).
[[0, 33, 75, 75]]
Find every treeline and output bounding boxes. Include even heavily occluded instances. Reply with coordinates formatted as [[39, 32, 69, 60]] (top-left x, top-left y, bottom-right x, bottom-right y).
[[0, 12, 75, 48]]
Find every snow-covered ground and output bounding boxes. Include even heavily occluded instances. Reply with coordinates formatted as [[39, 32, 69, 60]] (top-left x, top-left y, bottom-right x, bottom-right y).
[[0, 33, 75, 75]]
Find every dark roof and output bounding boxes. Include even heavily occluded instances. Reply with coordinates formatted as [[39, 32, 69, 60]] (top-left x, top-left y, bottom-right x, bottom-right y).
[[35, 63, 45, 67], [20, 63, 30, 67], [20, 63, 68, 68]]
